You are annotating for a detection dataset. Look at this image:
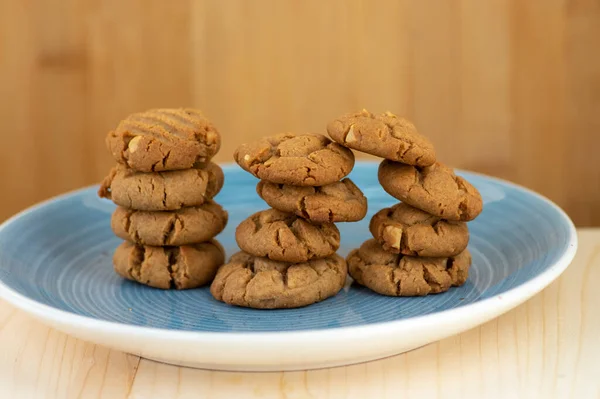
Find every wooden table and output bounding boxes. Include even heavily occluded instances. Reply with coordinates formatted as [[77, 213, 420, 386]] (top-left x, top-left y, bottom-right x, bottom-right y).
[[1, 230, 598, 398]]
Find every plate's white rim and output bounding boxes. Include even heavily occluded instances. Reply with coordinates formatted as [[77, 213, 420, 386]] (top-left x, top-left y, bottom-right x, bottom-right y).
[[0, 165, 578, 345]]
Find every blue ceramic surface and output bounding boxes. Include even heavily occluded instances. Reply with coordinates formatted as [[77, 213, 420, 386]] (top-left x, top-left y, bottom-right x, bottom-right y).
[[0, 163, 573, 332]]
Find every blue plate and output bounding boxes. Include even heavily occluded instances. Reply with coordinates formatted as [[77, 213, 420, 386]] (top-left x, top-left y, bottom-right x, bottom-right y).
[[0, 162, 577, 371]]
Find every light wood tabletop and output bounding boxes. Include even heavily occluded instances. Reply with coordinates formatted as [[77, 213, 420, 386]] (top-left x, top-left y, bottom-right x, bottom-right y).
[[0, 229, 598, 399]]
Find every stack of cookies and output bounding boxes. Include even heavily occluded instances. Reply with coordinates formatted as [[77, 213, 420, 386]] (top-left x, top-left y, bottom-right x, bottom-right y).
[[98, 108, 228, 290], [210, 133, 368, 309], [327, 110, 483, 296]]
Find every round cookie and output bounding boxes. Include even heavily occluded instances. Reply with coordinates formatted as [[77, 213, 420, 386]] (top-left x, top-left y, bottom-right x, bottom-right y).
[[347, 239, 471, 297], [113, 239, 225, 290], [256, 178, 368, 223], [111, 201, 228, 246], [210, 251, 347, 309], [369, 202, 469, 257], [106, 108, 221, 172], [378, 160, 483, 221], [98, 162, 224, 211], [235, 209, 340, 263], [234, 133, 355, 186], [327, 109, 436, 166]]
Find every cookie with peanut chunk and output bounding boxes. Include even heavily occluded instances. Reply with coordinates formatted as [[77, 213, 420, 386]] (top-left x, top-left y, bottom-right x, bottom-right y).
[[98, 162, 224, 211], [234, 133, 355, 186], [111, 201, 228, 246], [327, 110, 435, 166], [106, 108, 221, 172], [210, 251, 347, 309], [256, 178, 367, 223], [370, 202, 468, 257], [348, 239, 471, 297], [235, 209, 340, 263], [113, 240, 225, 290], [378, 160, 483, 221]]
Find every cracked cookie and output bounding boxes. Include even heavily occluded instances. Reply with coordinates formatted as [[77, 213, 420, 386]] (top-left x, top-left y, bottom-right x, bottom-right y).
[[210, 251, 347, 309], [378, 160, 483, 221], [98, 162, 224, 211], [234, 133, 355, 186], [113, 239, 225, 289], [106, 108, 221, 172], [111, 201, 228, 246], [370, 202, 468, 257], [327, 109, 436, 166], [256, 178, 368, 223], [348, 239, 471, 296], [235, 209, 340, 263]]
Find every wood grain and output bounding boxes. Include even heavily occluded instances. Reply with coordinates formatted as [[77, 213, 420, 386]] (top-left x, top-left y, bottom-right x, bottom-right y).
[[0, 0, 599, 225], [0, 229, 598, 398]]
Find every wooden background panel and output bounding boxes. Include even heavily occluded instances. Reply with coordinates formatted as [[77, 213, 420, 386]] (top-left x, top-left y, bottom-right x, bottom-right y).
[[0, 0, 599, 224]]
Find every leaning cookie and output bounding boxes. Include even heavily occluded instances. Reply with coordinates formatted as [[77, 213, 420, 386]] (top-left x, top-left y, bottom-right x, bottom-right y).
[[98, 162, 224, 211], [234, 133, 355, 186], [210, 252, 347, 309], [106, 108, 221, 172], [327, 109, 436, 166], [369, 203, 468, 257], [347, 239, 471, 297], [378, 160, 483, 221], [235, 209, 340, 263], [111, 201, 228, 246], [113, 240, 225, 290], [256, 178, 367, 223]]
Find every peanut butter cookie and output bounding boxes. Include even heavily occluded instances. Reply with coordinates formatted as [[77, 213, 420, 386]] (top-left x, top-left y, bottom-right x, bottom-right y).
[[348, 239, 471, 296], [210, 252, 347, 309], [235, 209, 340, 263], [327, 110, 436, 166], [113, 240, 225, 290], [106, 108, 221, 172], [370, 203, 468, 257], [378, 160, 483, 221], [98, 162, 224, 211], [234, 133, 355, 186], [256, 178, 367, 223], [111, 201, 228, 246]]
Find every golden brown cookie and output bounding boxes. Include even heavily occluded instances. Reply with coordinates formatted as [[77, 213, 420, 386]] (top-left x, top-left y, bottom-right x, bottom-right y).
[[327, 109, 436, 166], [235, 209, 340, 263], [256, 178, 368, 223], [370, 203, 469, 257], [113, 240, 225, 290], [98, 162, 224, 211], [234, 133, 355, 186], [106, 108, 221, 172], [347, 239, 471, 297], [378, 160, 483, 221], [111, 201, 228, 246], [210, 251, 347, 309]]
